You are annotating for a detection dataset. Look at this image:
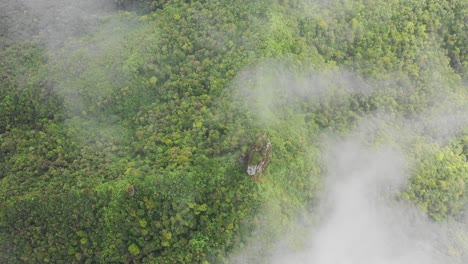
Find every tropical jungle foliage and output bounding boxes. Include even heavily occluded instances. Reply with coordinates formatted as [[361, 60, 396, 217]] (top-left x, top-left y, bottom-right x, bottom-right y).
[[0, 0, 467, 263]]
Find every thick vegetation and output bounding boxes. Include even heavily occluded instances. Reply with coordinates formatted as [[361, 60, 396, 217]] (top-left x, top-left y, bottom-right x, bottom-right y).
[[0, 0, 467, 263]]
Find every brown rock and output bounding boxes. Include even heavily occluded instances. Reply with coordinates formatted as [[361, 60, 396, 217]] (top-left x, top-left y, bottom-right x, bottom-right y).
[[241, 132, 272, 180]]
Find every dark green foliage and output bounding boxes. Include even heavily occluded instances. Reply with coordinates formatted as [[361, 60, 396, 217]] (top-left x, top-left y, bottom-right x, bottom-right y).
[[114, 0, 166, 12], [0, 43, 63, 133], [1, 0, 467, 262]]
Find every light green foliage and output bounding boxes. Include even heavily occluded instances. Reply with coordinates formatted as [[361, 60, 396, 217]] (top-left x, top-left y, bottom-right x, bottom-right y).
[[0, 0, 467, 263], [128, 243, 140, 256], [404, 142, 468, 221]]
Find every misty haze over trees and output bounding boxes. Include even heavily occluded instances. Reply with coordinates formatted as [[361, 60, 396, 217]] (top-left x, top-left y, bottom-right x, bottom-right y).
[[0, 0, 467, 263]]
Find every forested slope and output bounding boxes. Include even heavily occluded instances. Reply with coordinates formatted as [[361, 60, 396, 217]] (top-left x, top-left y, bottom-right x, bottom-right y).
[[0, 0, 467, 263]]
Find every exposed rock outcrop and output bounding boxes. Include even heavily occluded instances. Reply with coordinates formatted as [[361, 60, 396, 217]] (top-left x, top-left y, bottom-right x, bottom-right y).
[[240, 132, 272, 180]]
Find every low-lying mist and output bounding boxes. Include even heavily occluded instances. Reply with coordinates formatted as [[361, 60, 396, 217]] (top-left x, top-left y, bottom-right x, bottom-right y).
[[269, 138, 467, 264], [230, 60, 468, 263], [0, 0, 115, 48], [1, 0, 466, 262]]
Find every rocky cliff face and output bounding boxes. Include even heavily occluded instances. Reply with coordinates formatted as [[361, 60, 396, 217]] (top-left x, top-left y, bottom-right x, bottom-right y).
[[240, 132, 272, 180]]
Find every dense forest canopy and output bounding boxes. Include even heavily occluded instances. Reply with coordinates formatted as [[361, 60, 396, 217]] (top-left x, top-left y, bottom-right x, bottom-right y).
[[0, 0, 467, 263]]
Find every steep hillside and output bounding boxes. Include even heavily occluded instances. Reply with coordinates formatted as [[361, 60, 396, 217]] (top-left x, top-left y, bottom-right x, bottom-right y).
[[0, 0, 467, 263]]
